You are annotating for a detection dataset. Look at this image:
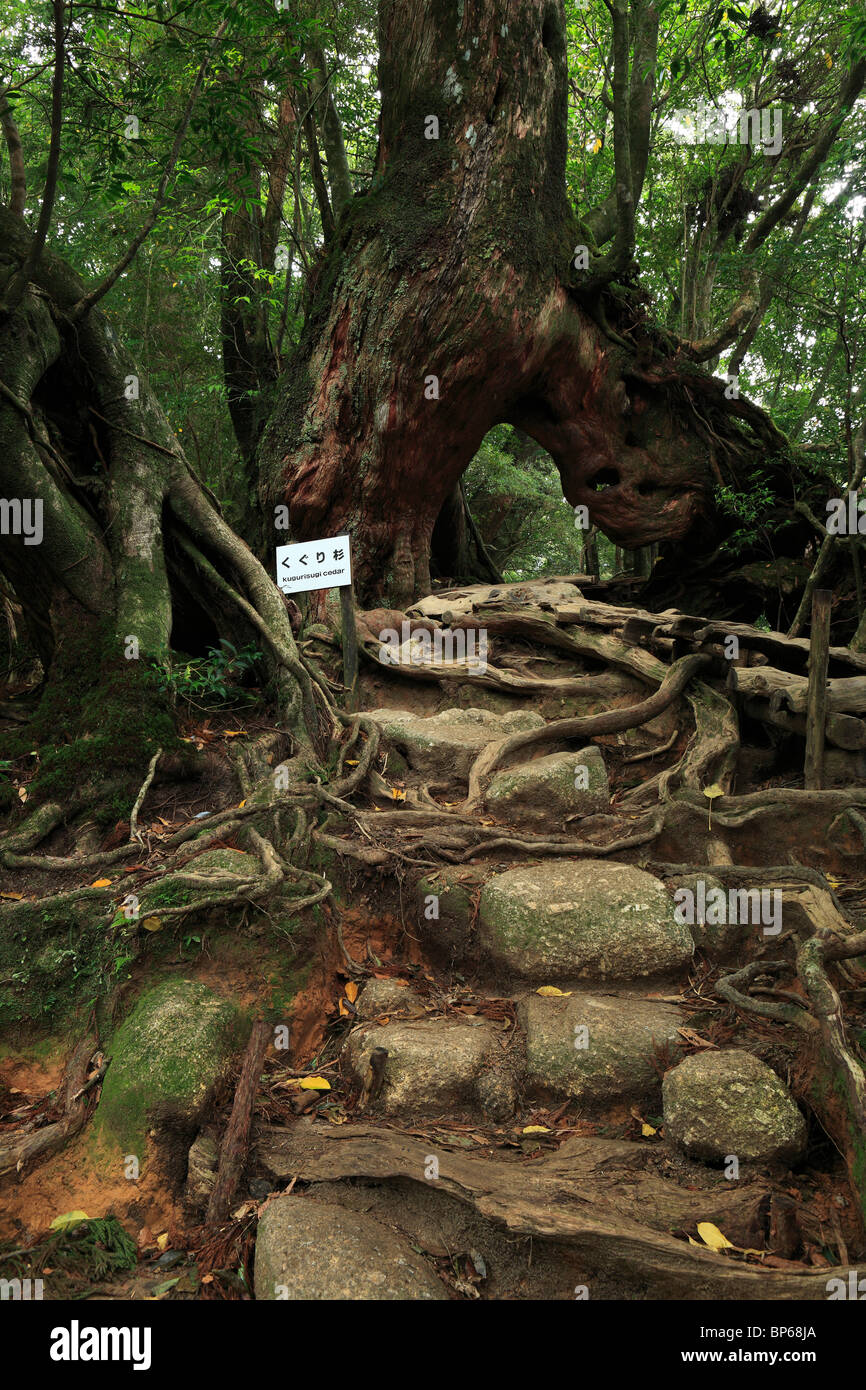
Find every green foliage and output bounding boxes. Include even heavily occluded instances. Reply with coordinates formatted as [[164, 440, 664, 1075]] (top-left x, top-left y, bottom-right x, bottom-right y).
[[463, 426, 586, 579], [464, 426, 620, 579], [154, 639, 262, 709], [1, 0, 863, 574], [0, 1216, 138, 1281], [714, 476, 777, 555]]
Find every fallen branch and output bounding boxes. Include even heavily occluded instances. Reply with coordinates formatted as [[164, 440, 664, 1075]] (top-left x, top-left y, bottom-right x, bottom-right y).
[[206, 1017, 272, 1227]]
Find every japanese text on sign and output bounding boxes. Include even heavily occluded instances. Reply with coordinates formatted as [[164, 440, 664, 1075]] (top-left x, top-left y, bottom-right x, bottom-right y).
[[275, 534, 352, 595]]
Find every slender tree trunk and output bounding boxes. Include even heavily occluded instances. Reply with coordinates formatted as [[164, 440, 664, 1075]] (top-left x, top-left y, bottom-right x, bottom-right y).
[[431, 482, 502, 584]]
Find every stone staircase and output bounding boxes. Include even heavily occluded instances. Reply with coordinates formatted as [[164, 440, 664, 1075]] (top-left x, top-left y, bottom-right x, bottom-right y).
[[250, 701, 844, 1300], [342, 855, 804, 1165]]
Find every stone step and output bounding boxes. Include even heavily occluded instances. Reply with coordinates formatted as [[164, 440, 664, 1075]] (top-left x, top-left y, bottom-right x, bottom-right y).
[[663, 1048, 807, 1165], [341, 990, 808, 1172], [517, 989, 684, 1109], [417, 859, 694, 983], [365, 706, 544, 779], [344, 980, 685, 1120], [484, 745, 610, 825], [478, 861, 694, 984], [255, 1196, 449, 1300], [344, 1010, 517, 1123]]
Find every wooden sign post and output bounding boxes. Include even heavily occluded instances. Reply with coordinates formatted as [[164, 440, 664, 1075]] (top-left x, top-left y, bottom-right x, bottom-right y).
[[338, 581, 359, 711], [804, 588, 832, 790], [275, 532, 358, 710]]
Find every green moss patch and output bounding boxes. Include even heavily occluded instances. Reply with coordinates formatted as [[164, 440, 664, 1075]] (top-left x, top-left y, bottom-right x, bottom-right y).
[[94, 978, 247, 1161]]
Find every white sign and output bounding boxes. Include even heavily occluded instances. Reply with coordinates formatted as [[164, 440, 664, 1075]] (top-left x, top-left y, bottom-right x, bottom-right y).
[[276, 533, 351, 595]]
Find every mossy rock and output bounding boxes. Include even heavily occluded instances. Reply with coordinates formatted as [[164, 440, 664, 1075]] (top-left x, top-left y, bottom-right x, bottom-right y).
[[485, 746, 609, 826], [479, 860, 694, 983], [344, 1016, 515, 1121], [95, 978, 247, 1160], [254, 1197, 448, 1301], [367, 706, 544, 779], [179, 848, 259, 876], [137, 848, 260, 914], [415, 866, 486, 960], [518, 991, 683, 1105], [663, 1049, 807, 1164]]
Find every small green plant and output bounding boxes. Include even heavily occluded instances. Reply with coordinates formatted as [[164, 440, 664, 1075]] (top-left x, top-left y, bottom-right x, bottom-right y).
[[0, 1216, 138, 1281], [714, 478, 776, 555], [155, 640, 262, 709]]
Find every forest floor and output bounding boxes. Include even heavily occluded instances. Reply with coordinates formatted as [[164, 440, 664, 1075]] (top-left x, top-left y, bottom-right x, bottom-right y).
[[2, 575, 866, 1301]]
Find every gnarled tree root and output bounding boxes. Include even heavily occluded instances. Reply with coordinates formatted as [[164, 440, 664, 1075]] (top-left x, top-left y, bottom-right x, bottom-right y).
[[0, 1030, 99, 1182], [254, 1124, 856, 1299]]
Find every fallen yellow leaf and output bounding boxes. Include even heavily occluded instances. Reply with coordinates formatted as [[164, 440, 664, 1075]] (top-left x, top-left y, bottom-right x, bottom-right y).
[[142, 916, 163, 932], [703, 783, 724, 829], [298, 1076, 330, 1091], [641, 1122, 657, 1137], [536, 986, 572, 997], [156, 1232, 170, 1251], [90, 878, 112, 888], [345, 981, 359, 1003], [522, 1125, 551, 1135], [50, 1210, 89, 1231], [697, 1221, 734, 1251]]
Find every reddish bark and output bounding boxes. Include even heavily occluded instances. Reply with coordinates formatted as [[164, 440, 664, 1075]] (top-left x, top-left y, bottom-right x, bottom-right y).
[[206, 1018, 271, 1227], [259, 0, 731, 606]]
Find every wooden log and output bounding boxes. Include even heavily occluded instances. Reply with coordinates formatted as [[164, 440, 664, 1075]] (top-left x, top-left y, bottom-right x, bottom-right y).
[[728, 665, 866, 716], [558, 602, 866, 676], [799, 675, 866, 715], [0, 1031, 98, 1180], [339, 583, 359, 712], [727, 666, 807, 705], [254, 1123, 857, 1299], [805, 590, 832, 790], [206, 1018, 271, 1227], [742, 698, 866, 750]]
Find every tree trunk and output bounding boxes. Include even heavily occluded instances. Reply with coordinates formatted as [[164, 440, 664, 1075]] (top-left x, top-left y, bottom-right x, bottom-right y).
[[259, 0, 764, 608], [431, 482, 502, 584], [0, 205, 318, 805]]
